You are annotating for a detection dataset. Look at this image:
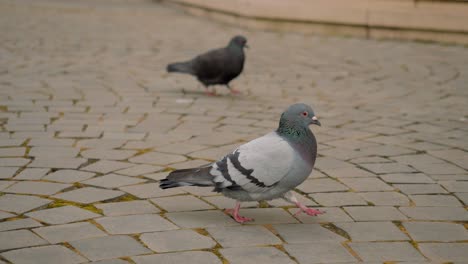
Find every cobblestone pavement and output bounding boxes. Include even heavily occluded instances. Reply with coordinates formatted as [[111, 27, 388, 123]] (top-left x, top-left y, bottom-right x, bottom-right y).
[[0, 0, 467, 263]]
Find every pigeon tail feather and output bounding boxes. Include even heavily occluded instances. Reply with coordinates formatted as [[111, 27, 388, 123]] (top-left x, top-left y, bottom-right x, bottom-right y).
[[159, 166, 213, 189], [166, 61, 194, 74]]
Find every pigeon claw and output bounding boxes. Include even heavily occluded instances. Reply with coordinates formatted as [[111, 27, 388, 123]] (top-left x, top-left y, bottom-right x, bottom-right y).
[[224, 208, 254, 224], [230, 89, 241, 95], [295, 208, 325, 217], [205, 90, 216, 96]]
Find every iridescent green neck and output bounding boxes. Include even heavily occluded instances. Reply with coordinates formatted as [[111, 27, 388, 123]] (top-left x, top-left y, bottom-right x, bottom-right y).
[[276, 118, 309, 139]]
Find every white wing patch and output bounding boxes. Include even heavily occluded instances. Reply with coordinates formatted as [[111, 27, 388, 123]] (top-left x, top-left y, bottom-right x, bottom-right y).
[[210, 132, 295, 193]]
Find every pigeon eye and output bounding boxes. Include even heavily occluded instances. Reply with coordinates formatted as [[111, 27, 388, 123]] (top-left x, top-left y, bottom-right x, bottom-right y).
[[301, 112, 308, 117]]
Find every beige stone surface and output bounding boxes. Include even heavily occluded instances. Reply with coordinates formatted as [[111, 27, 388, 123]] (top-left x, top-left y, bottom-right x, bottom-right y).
[[169, 0, 468, 43], [0, 1, 466, 263]]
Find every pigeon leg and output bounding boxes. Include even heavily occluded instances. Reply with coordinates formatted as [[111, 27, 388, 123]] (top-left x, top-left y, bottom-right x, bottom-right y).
[[204, 86, 217, 96], [282, 191, 325, 217], [226, 84, 241, 95], [225, 201, 254, 223]]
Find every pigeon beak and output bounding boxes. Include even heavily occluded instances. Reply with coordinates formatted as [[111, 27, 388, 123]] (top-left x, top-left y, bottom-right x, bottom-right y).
[[244, 44, 249, 49], [311, 116, 321, 126]]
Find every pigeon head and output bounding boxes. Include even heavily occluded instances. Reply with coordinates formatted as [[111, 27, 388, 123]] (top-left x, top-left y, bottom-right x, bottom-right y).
[[277, 103, 321, 137], [229, 35, 248, 49]]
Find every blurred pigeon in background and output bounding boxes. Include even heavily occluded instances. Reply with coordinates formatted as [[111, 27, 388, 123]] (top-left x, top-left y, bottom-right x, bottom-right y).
[[166, 35, 248, 95], [160, 103, 324, 223]]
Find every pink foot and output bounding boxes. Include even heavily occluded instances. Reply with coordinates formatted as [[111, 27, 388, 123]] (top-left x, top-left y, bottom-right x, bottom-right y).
[[225, 202, 254, 223], [205, 90, 216, 96], [230, 89, 241, 95], [294, 201, 325, 217], [295, 207, 325, 216]]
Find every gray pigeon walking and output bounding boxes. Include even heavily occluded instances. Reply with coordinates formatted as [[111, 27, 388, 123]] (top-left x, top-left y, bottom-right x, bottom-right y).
[[166, 35, 247, 95], [160, 103, 324, 223]]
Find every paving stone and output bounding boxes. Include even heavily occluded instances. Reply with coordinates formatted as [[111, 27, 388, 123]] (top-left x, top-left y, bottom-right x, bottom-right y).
[[81, 149, 137, 160], [29, 146, 79, 158], [340, 177, 394, 192], [403, 222, 468, 242], [428, 149, 468, 170], [129, 152, 186, 165], [115, 164, 163, 176], [297, 178, 349, 193], [4, 181, 71, 195], [0, 167, 20, 179], [0, 194, 51, 214], [0, 229, 48, 251], [207, 225, 281, 247], [284, 242, 357, 264], [14, 168, 49, 180], [132, 251, 221, 264], [310, 192, 367, 206], [82, 174, 146, 188], [0, 207, 17, 219], [0, 180, 16, 191], [418, 243, 468, 262], [82, 160, 134, 174], [140, 229, 216, 252], [239, 208, 299, 225], [288, 207, 354, 223], [28, 157, 87, 169], [0, 139, 26, 147], [33, 222, 107, 243], [380, 173, 435, 183], [0, 158, 30, 167], [166, 210, 238, 228], [321, 166, 376, 178], [151, 195, 214, 212], [43, 169, 96, 183], [95, 214, 178, 234], [392, 154, 466, 175], [221, 247, 295, 264], [344, 206, 407, 221], [170, 159, 211, 170], [142, 171, 168, 181], [409, 194, 463, 206], [394, 184, 448, 194], [2, 2, 468, 264], [336, 222, 409, 241], [318, 148, 368, 161], [120, 183, 186, 198], [53, 187, 125, 204], [274, 223, 345, 243], [96, 200, 160, 216], [399, 207, 468, 221], [0, 218, 42, 232], [349, 242, 425, 262], [455, 192, 468, 205], [315, 157, 354, 170], [190, 143, 241, 160], [360, 163, 417, 174], [430, 174, 468, 181], [70, 235, 151, 261], [76, 139, 127, 149], [358, 191, 410, 206], [28, 138, 74, 147], [1, 245, 86, 264], [89, 260, 129, 264], [26, 205, 100, 224], [439, 180, 468, 193], [182, 186, 220, 196], [155, 142, 208, 155]]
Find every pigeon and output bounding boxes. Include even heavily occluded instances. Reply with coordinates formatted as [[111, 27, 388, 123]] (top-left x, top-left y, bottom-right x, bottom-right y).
[[166, 35, 248, 95], [160, 103, 324, 223]]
